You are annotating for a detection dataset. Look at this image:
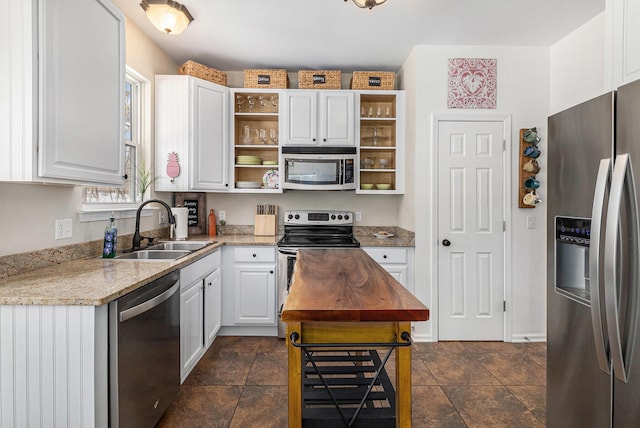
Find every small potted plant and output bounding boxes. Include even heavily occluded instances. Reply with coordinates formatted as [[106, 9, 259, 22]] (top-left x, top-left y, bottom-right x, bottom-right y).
[[136, 158, 154, 201]]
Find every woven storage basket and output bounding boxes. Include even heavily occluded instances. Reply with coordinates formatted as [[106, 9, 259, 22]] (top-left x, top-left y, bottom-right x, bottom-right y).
[[178, 60, 227, 86], [298, 70, 342, 89], [244, 69, 290, 88], [350, 71, 395, 90]]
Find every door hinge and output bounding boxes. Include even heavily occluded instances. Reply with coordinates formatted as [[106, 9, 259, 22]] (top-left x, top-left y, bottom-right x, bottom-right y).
[[503, 300, 507, 312], [502, 140, 506, 151], [503, 220, 506, 231]]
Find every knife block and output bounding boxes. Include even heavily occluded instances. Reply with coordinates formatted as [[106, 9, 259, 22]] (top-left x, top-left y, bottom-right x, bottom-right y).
[[254, 214, 277, 236]]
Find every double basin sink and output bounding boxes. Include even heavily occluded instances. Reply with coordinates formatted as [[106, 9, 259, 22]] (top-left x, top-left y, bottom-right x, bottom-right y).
[[115, 241, 216, 261]]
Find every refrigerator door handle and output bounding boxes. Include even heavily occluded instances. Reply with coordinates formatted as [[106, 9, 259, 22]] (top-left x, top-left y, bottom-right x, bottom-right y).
[[590, 158, 612, 374], [604, 153, 640, 383]]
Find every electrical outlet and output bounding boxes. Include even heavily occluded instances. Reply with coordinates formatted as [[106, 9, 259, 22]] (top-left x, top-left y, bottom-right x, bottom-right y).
[[55, 219, 72, 240], [159, 211, 166, 225], [527, 216, 536, 229], [219, 210, 226, 221], [355, 212, 362, 222]]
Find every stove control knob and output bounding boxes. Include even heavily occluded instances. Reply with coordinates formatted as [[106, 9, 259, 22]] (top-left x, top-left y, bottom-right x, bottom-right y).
[[294, 214, 300, 219], [338, 215, 343, 220], [344, 214, 350, 220], [288, 214, 293, 220], [331, 214, 336, 220]]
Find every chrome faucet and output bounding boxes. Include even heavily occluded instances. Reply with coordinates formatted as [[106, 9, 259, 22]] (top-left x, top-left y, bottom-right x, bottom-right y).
[[131, 199, 176, 251]]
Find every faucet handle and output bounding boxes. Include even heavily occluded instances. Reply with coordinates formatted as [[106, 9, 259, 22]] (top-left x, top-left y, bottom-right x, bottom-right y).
[[147, 237, 155, 245]]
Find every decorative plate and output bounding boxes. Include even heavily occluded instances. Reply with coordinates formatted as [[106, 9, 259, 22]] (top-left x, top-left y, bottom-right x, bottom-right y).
[[262, 169, 279, 189]]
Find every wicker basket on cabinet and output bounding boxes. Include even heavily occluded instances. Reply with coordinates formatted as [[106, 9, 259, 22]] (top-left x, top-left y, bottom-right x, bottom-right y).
[[350, 71, 395, 90], [298, 70, 342, 89], [244, 69, 290, 88], [178, 60, 227, 86]]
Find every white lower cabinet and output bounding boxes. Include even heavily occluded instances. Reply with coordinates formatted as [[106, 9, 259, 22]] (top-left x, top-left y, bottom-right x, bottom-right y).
[[179, 250, 221, 382], [221, 246, 277, 334], [363, 247, 414, 293]]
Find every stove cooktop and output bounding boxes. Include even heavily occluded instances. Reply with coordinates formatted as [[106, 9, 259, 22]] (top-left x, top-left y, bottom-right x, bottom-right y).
[[278, 210, 360, 248]]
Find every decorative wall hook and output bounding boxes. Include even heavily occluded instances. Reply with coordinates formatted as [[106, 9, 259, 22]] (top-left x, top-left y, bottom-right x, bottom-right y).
[[166, 152, 180, 183]]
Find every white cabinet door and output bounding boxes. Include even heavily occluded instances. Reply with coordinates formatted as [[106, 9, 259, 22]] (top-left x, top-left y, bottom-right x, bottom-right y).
[[233, 263, 276, 325], [319, 91, 355, 146], [382, 264, 408, 288], [204, 268, 221, 347], [283, 91, 317, 145], [39, 0, 125, 184], [191, 79, 229, 190], [610, 0, 640, 87], [180, 282, 204, 382], [1, 0, 125, 185], [155, 75, 229, 192], [283, 90, 354, 146], [363, 247, 414, 293]]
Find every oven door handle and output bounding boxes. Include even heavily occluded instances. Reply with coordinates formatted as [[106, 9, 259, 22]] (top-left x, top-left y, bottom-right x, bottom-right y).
[[278, 249, 298, 256]]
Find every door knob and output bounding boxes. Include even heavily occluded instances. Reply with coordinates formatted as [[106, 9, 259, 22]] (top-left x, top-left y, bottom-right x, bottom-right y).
[[442, 239, 451, 247]]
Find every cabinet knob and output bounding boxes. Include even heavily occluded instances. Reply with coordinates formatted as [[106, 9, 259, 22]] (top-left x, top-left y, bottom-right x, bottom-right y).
[[442, 239, 451, 247], [252, 253, 257, 258], [323, 138, 327, 142], [270, 270, 274, 274], [383, 254, 387, 259], [312, 138, 316, 142]]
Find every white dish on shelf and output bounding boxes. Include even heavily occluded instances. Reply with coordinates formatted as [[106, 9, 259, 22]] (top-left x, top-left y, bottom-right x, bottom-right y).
[[236, 181, 261, 189], [262, 169, 279, 189], [373, 232, 394, 239]]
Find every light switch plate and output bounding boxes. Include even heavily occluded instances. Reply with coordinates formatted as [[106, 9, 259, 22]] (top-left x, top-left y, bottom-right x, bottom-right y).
[[355, 212, 362, 222], [527, 216, 536, 229]]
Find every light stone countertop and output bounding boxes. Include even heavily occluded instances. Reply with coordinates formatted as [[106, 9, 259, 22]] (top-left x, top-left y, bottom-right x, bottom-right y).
[[0, 231, 412, 307]]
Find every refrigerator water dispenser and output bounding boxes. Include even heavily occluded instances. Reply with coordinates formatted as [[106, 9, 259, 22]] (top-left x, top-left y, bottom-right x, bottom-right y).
[[555, 216, 591, 305]]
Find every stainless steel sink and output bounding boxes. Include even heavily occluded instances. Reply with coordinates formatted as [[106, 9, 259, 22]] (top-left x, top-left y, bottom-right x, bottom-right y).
[[147, 241, 216, 251], [114, 250, 191, 261]]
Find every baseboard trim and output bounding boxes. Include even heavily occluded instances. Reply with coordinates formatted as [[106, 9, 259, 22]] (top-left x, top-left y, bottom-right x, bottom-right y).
[[511, 333, 547, 343]]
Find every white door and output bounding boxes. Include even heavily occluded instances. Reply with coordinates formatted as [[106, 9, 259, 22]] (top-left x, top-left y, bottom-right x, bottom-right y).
[[438, 120, 505, 340]]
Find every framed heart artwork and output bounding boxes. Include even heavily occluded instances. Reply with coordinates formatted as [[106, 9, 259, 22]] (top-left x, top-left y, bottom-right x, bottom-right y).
[[447, 58, 497, 109]]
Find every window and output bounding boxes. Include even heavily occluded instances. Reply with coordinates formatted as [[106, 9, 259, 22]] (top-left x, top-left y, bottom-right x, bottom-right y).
[[83, 67, 148, 204]]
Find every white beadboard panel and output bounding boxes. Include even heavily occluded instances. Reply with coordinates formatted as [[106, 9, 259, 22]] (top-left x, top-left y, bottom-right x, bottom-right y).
[[450, 168, 465, 232], [476, 168, 492, 233], [476, 252, 492, 317], [0, 305, 106, 428], [450, 252, 466, 316]]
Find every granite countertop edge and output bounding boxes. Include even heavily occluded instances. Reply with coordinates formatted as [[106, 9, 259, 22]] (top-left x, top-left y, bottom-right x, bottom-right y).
[[0, 230, 414, 307]]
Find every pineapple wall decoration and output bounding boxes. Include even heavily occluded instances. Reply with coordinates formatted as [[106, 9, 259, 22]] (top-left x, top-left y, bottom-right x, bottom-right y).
[[166, 152, 181, 183]]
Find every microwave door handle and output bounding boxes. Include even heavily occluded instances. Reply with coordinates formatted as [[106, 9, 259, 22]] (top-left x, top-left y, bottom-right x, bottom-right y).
[[604, 154, 640, 383], [590, 158, 611, 374]]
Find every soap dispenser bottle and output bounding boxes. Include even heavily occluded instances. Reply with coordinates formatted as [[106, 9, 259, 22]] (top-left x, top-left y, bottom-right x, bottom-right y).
[[103, 213, 118, 258]]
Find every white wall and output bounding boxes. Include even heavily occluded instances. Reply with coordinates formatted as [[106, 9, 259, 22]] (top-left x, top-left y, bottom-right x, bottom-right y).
[[0, 19, 178, 257], [550, 12, 606, 115], [400, 45, 550, 342]]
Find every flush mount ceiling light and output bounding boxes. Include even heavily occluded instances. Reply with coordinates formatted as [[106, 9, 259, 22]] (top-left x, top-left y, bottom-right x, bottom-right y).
[[140, 0, 194, 35], [345, 0, 388, 9]]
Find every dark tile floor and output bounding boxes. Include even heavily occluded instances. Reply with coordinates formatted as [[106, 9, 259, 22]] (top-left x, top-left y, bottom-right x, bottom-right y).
[[158, 336, 547, 427]]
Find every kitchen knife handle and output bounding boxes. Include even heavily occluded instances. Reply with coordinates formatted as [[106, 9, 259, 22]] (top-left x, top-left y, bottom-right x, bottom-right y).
[[590, 158, 611, 375], [604, 154, 640, 383]]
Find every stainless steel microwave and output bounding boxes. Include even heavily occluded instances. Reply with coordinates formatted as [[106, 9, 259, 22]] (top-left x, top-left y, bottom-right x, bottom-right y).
[[282, 147, 356, 191]]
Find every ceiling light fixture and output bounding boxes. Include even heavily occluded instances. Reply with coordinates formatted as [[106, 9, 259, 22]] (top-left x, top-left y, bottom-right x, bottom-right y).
[[345, 0, 387, 9], [140, 0, 194, 35]]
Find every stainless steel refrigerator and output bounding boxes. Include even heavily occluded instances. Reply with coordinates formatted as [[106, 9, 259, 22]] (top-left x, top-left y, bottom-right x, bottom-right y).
[[547, 78, 640, 427]]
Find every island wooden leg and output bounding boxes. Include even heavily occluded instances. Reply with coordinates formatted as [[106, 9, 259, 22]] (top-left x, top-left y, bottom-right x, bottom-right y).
[[395, 321, 412, 427], [287, 321, 302, 428]]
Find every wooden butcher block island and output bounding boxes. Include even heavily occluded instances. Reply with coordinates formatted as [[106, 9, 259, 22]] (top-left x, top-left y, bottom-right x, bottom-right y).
[[281, 248, 430, 428]]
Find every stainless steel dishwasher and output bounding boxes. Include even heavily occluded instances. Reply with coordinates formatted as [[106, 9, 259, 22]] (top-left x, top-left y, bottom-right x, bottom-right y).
[[109, 270, 180, 428]]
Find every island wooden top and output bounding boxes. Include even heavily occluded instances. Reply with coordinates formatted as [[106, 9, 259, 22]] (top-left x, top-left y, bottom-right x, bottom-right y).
[[281, 248, 430, 323]]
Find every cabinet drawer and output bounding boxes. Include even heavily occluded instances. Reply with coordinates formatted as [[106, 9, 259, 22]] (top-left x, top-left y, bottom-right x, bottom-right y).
[[181, 250, 221, 288], [364, 247, 407, 264], [234, 247, 276, 263]]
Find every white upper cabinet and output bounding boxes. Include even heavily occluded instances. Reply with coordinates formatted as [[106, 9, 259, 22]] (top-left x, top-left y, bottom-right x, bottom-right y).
[[155, 75, 229, 192], [283, 90, 355, 146], [608, 0, 640, 87], [0, 0, 125, 185]]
